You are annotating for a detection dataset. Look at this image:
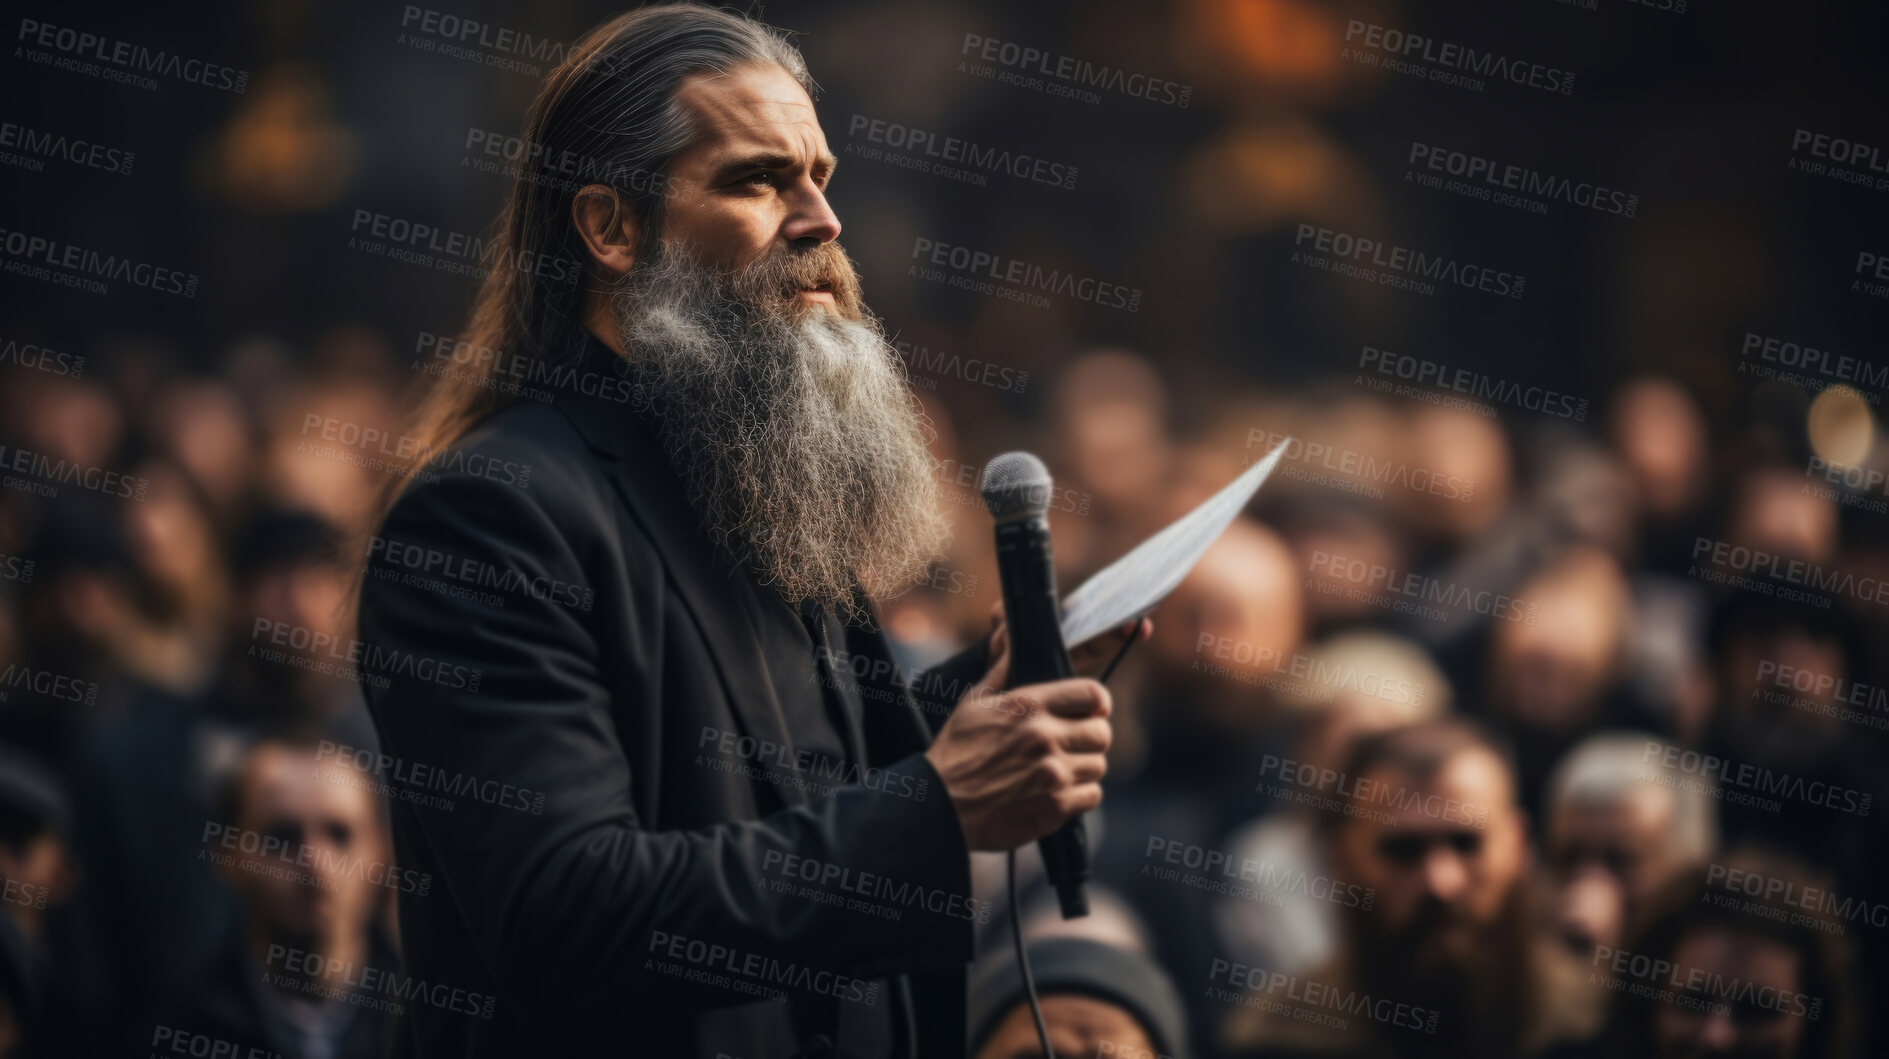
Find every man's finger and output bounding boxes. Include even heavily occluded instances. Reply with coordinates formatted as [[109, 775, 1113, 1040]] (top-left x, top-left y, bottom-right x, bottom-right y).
[[1056, 782, 1104, 816], [1066, 751, 1108, 784], [1055, 717, 1112, 755], [1024, 678, 1111, 720]]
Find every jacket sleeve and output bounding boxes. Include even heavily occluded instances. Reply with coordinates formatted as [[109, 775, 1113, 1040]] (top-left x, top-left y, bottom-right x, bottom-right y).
[[356, 462, 974, 1014]]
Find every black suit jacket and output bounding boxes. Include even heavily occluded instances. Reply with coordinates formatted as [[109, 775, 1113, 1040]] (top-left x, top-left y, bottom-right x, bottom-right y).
[[145, 925, 402, 1059], [357, 335, 990, 1059]]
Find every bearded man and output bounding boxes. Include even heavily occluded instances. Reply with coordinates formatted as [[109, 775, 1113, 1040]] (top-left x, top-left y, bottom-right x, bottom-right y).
[[355, 6, 1131, 1059], [1220, 720, 1538, 1059]]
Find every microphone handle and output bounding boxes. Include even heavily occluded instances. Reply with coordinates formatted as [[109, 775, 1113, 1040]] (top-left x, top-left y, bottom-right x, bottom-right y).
[[993, 516, 1090, 919]]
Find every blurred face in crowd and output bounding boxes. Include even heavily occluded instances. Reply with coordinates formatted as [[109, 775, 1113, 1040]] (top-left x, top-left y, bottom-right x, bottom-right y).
[[244, 560, 349, 651], [153, 379, 254, 516], [974, 995, 1159, 1059], [1337, 746, 1527, 964], [1286, 633, 1452, 770], [1053, 351, 1172, 520], [0, 831, 75, 939], [221, 745, 387, 951], [1652, 928, 1806, 1059], [1404, 404, 1511, 538], [1547, 786, 1677, 952], [123, 463, 223, 623], [1727, 469, 1836, 566], [1610, 378, 1707, 523], [0, 375, 123, 471], [1716, 623, 1846, 757], [237, 559, 352, 716], [1539, 444, 1637, 558], [1488, 549, 1627, 735], [577, 63, 946, 612], [1149, 518, 1303, 728], [1289, 507, 1404, 627]]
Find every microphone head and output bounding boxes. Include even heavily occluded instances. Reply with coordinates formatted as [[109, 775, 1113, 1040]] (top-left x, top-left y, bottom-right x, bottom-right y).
[[980, 451, 1054, 521]]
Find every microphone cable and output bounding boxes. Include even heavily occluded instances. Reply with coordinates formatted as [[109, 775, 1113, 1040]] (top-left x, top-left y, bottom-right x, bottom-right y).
[[1009, 627, 1141, 1059]]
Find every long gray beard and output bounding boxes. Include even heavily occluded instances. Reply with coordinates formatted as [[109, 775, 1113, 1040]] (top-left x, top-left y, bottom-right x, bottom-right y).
[[614, 242, 948, 622]]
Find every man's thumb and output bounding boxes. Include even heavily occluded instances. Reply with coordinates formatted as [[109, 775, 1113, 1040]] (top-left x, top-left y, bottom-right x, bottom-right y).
[[974, 623, 1011, 697]]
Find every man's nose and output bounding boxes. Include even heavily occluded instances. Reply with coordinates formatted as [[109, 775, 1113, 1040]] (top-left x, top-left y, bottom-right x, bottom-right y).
[[781, 182, 841, 245], [1422, 847, 1470, 902], [1557, 867, 1625, 951]]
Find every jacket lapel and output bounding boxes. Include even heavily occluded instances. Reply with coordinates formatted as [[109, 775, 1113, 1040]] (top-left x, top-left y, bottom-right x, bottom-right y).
[[841, 606, 939, 767], [804, 604, 871, 768], [551, 339, 808, 810]]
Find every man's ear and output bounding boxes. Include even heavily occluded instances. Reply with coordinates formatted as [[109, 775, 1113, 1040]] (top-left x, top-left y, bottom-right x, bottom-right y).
[[572, 184, 638, 279]]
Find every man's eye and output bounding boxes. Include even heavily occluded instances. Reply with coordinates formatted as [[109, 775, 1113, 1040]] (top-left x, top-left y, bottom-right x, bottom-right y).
[[741, 172, 775, 188]]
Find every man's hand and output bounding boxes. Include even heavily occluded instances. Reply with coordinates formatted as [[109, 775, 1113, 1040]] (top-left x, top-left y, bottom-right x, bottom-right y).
[[923, 635, 1113, 852]]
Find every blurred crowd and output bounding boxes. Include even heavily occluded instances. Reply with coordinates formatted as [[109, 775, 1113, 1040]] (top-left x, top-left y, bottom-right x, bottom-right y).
[[943, 354, 1889, 1059], [0, 323, 1884, 1059]]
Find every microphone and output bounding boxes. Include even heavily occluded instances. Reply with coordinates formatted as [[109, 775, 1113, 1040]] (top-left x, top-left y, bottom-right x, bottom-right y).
[[979, 452, 1088, 920]]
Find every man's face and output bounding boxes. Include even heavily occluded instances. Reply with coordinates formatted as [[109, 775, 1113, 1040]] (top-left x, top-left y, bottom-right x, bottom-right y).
[[227, 746, 388, 944], [604, 66, 944, 612], [973, 995, 1162, 1059], [659, 63, 843, 309], [1653, 928, 1807, 1059], [1336, 748, 1527, 962], [1548, 790, 1675, 952]]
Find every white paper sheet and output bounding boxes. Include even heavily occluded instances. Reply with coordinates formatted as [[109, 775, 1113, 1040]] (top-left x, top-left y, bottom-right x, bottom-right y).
[[1059, 437, 1292, 649]]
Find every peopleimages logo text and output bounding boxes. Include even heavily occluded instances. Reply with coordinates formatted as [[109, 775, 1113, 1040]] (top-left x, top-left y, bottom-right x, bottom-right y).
[[647, 930, 878, 1005], [16, 18, 249, 93], [911, 237, 1141, 312], [1739, 331, 1886, 404], [1706, 862, 1889, 932], [1793, 129, 1889, 171], [960, 33, 1192, 108], [398, 6, 573, 66], [1406, 142, 1635, 217], [848, 114, 1078, 190], [315, 740, 545, 815], [1343, 20, 1573, 96], [0, 228, 198, 297], [1144, 836, 1376, 909], [1293, 225, 1524, 299], [1690, 536, 1889, 609], [1641, 741, 1871, 817], [1195, 632, 1427, 706], [1247, 430, 1478, 502], [1207, 960, 1440, 1033], [1358, 346, 1588, 421], [760, 850, 992, 924], [349, 208, 578, 285], [0, 120, 135, 176]]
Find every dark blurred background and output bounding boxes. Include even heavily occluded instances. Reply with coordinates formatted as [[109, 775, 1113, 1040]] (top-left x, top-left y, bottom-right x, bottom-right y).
[[2, 1, 1888, 1057]]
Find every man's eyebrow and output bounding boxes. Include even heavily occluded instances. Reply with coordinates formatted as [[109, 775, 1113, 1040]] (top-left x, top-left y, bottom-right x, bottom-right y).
[[711, 150, 839, 179]]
